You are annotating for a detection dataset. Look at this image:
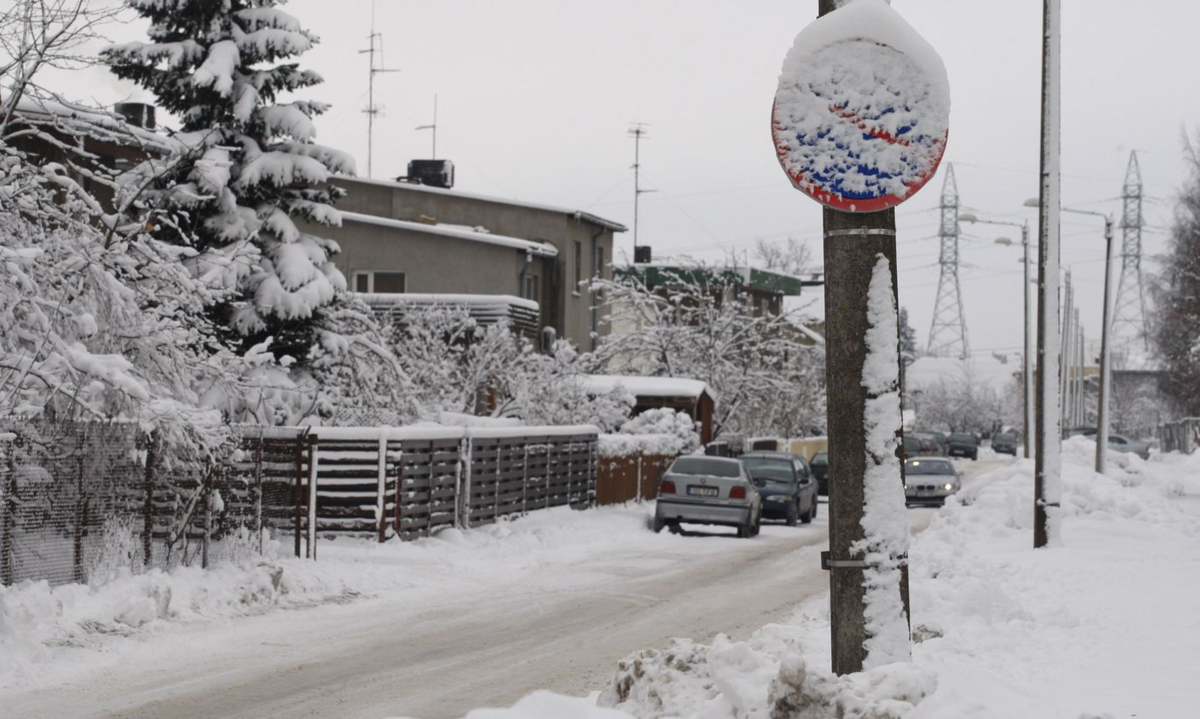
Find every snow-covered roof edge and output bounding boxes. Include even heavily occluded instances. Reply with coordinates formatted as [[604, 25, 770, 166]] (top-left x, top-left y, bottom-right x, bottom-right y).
[[340, 211, 558, 258], [582, 374, 716, 401], [10, 96, 182, 154], [311, 424, 600, 441], [335, 175, 628, 233], [359, 292, 539, 313]]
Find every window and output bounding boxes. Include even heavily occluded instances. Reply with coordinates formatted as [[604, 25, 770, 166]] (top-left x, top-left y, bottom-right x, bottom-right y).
[[573, 241, 583, 295], [352, 271, 406, 294], [523, 274, 539, 302]]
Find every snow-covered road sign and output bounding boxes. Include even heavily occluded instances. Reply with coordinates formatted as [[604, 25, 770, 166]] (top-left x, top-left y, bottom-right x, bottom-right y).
[[772, 0, 950, 213]]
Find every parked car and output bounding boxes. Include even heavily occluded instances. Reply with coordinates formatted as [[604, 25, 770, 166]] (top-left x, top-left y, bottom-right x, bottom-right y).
[[904, 457, 961, 507], [902, 434, 921, 460], [740, 452, 819, 526], [809, 450, 829, 495], [1068, 428, 1151, 460], [914, 430, 949, 456], [947, 432, 979, 460], [992, 432, 1019, 456], [653, 456, 762, 538]]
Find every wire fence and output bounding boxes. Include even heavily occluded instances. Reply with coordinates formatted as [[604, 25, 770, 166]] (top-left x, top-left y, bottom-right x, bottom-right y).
[[0, 422, 307, 588]]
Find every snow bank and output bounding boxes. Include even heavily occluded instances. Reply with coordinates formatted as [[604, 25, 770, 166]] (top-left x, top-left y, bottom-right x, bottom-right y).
[[584, 444, 1200, 719]]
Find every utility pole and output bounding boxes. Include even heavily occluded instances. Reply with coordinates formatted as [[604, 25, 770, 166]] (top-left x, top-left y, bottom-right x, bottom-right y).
[[1034, 0, 1064, 549], [1060, 273, 1073, 431], [628, 122, 652, 258], [815, 0, 910, 676], [927, 165, 970, 359], [416, 94, 439, 159], [359, 1, 400, 179], [1096, 216, 1116, 473]]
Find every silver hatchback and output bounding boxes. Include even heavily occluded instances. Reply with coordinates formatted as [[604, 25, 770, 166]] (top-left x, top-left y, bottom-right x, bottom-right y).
[[653, 456, 762, 538]]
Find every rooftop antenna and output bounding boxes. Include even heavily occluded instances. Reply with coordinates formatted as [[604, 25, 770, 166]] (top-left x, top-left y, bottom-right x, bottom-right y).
[[359, 0, 400, 178], [628, 122, 654, 258], [416, 94, 439, 159]]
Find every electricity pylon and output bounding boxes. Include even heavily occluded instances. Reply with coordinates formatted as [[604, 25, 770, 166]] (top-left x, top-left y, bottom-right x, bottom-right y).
[[927, 164, 970, 359], [1113, 151, 1149, 355]]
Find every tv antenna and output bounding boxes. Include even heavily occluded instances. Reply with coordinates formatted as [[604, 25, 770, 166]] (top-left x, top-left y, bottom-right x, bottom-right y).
[[628, 122, 655, 257], [416, 94, 439, 159], [359, 1, 400, 178]]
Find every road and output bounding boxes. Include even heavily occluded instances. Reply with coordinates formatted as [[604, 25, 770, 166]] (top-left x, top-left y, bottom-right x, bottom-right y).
[[4, 457, 1010, 719]]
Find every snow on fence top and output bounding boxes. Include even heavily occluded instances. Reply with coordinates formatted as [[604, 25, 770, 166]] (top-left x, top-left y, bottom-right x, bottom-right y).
[[310, 424, 600, 442], [581, 375, 715, 401], [360, 292, 539, 313], [340, 211, 558, 257], [597, 433, 686, 458]]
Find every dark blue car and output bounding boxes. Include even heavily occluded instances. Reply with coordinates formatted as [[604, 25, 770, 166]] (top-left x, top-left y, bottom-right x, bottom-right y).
[[739, 452, 819, 526]]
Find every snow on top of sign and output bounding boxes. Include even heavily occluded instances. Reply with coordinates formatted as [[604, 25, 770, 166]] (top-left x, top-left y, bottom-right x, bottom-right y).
[[774, 0, 950, 212]]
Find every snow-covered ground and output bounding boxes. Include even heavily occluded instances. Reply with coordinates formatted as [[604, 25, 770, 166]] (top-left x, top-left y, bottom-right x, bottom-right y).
[[508, 439, 1198, 719], [5, 445, 1196, 718]]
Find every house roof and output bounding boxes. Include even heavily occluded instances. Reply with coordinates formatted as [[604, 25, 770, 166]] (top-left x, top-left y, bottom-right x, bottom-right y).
[[340, 211, 558, 257], [581, 374, 716, 402], [335, 175, 628, 233]]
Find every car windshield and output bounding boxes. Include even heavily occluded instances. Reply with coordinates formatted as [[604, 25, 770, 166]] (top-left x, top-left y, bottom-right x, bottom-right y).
[[995, 434, 1015, 442], [741, 458, 795, 483], [810, 452, 827, 466], [670, 457, 741, 478], [949, 433, 975, 443], [906, 460, 955, 475]]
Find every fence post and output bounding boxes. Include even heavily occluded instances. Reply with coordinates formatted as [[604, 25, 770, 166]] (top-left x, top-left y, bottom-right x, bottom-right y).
[[202, 464, 212, 570], [589, 440, 597, 508], [376, 430, 388, 544], [254, 428, 264, 554], [73, 439, 85, 584], [307, 434, 318, 560], [1, 435, 14, 586], [143, 433, 157, 568], [293, 431, 305, 558], [457, 437, 471, 530]]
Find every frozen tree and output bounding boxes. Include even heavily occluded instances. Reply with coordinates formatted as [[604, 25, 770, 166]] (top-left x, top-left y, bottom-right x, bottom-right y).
[[898, 307, 918, 365], [1153, 135, 1200, 416], [618, 408, 701, 455], [101, 0, 355, 361], [593, 261, 817, 438], [504, 342, 634, 431], [752, 236, 814, 277]]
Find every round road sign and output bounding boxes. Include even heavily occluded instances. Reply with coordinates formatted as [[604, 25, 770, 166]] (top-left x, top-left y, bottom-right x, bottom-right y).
[[772, 0, 950, 213]]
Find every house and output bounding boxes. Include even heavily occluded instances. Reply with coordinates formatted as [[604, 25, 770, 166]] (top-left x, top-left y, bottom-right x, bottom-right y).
[[580, 375, 717, 445], [312, 175, 627, 350]]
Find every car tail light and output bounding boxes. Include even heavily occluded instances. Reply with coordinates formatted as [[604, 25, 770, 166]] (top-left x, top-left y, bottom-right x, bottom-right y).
[[660, 480, 676, 495], [729, 486, 747, 500]]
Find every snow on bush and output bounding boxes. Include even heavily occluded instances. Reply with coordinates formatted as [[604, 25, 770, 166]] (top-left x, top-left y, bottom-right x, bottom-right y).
[[616, 408, 701, 454]]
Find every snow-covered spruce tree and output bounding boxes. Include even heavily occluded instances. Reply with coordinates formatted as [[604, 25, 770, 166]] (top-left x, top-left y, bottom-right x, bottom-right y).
[[101, 1, 354, 364], [1153, 136, 1200, 416]]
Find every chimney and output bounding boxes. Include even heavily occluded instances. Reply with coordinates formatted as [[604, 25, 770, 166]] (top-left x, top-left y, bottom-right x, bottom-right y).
[[114, 103, 156, 129]]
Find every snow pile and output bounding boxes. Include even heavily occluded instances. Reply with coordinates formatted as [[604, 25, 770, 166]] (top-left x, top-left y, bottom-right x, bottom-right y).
[[601, 408, 701, 457]]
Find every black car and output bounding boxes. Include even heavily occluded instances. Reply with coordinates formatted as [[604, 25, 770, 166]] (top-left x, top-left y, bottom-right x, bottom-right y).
[[809, 450, 829, 495], [992, 432, 1019, 456], [739, 452, 819, 526], [947, 432, 979, 460]]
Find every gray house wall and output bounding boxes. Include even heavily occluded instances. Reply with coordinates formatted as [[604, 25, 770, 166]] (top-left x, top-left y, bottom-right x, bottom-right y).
[[329, 177, 620, 350], [318, 219, 551, 304]]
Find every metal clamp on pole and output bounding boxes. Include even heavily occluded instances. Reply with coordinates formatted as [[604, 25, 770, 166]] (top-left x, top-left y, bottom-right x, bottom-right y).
[[821, 550, 909, 571], [824, 228, 898, 238]]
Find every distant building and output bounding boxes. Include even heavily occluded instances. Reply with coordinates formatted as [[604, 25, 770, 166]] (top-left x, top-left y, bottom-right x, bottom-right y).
[[312, 176, 627, 350]]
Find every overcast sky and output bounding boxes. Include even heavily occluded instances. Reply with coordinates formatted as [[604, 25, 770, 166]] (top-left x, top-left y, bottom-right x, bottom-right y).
[[53, 0, 1200, 358]]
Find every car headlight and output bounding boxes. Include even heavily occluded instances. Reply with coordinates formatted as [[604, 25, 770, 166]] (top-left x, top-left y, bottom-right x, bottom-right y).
[[903, 484, 910, 490], [944, 483, 955, 491]]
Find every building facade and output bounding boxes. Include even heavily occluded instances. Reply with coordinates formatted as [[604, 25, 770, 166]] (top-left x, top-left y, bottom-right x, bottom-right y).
[[315, 177, 626, 350]]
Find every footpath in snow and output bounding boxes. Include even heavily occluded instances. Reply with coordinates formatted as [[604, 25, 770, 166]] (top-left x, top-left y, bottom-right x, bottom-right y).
[[466, 438, 1200, 719]]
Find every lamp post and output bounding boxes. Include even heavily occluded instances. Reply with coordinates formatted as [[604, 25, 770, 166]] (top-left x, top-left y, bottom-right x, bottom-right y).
[[961, 214, 1034, 459], [1061, 208, 1115, 474]]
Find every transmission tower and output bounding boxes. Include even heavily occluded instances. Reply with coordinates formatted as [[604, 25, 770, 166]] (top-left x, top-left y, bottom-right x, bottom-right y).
[[1113, 151, 1149, 354], [927, 164, 970, 359]]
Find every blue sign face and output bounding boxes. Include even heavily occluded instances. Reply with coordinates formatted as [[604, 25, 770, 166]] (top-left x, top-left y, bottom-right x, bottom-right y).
[[773, 36, 950, 213]]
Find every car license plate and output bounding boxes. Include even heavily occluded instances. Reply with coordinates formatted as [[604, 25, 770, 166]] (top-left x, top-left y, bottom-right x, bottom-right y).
[[687, 486, 719, 497]]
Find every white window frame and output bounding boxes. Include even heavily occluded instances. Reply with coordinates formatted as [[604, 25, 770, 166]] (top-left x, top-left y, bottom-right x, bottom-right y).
[[352, 270, 407, 294]]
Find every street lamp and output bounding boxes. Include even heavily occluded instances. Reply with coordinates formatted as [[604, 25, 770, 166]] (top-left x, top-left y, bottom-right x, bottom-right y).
[[961, 213, 1035, 460], [1060, 207, 1115, 475]]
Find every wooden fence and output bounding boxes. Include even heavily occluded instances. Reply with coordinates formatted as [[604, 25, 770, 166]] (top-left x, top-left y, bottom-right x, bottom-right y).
[[595, 452, 676, 505], [1158, 418, 1200, 454]]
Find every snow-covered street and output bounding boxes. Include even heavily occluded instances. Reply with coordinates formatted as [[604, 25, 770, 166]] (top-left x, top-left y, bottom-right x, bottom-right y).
[[0, 459, 1008, 719]]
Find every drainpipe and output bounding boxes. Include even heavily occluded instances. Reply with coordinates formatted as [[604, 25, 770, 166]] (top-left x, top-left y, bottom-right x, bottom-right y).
[[590, 227, 604, 351], [518, 247, 533, 298]]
